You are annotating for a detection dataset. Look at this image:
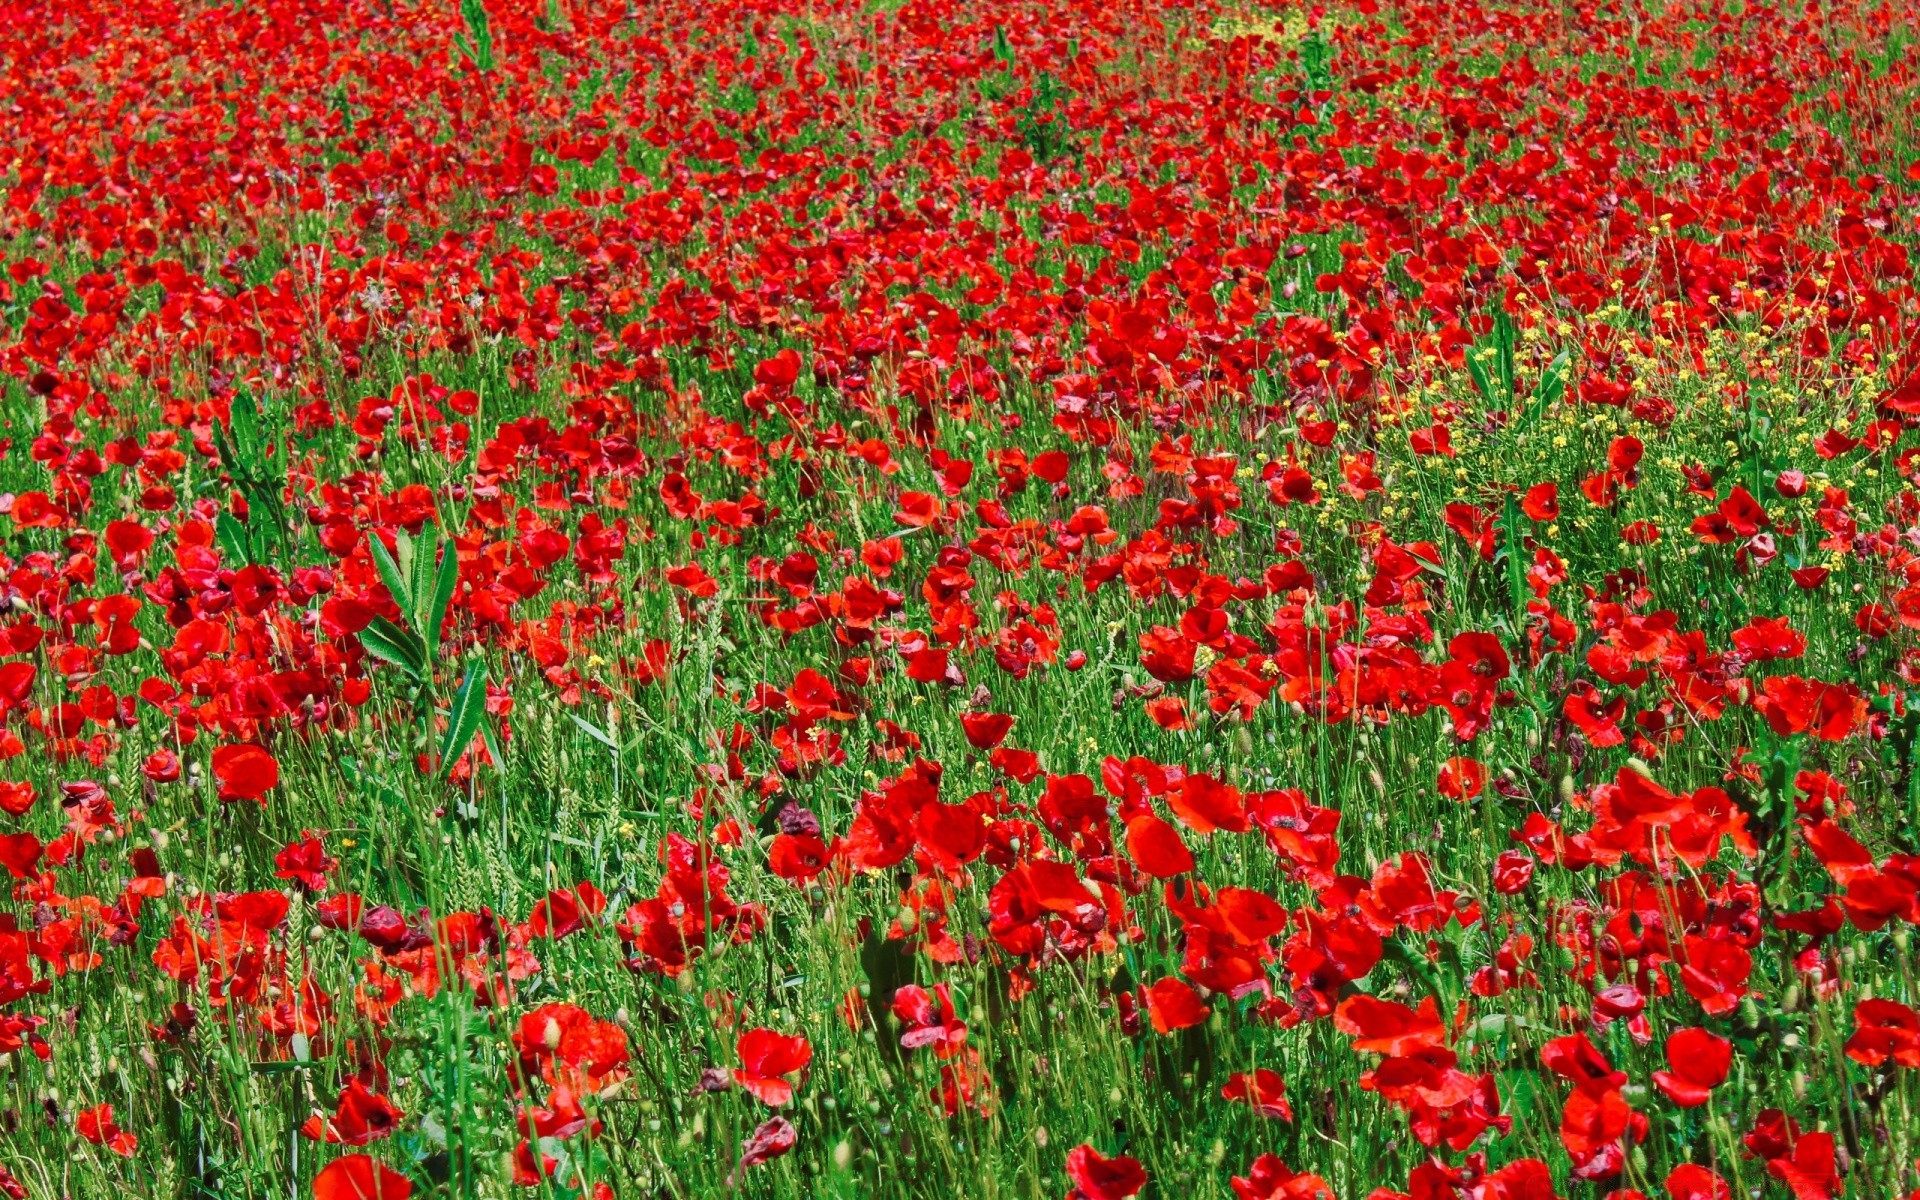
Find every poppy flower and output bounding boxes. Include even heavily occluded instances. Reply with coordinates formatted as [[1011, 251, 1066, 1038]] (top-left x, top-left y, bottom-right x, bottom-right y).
[[1125, 813, 1195, 877], [1844, 998, 1920, 1068], [733, 1028, 812, 1106], [301, 1080, 404, 1145], [915, 800, 986, 869], [1221, 1069, 1292, 1120], [0, 781, 35, 815], [1665, 1164, 1732, 1200], [1144, 695, 1192, 730], [1492, 850, 1534, 894], [768, 832, 832, 884], [959, 711, 1014, 749], [1436, 756, 1485, 800], [1143, 976, 1209, 1034], [738, 1116, 798, 1168], [1169, 772, 1249, 834], [1651, 1027, 1731, 1107], [274, 833, 339, 892], [0, 831, 41, 879], [211, 744, 279, 804], [1766, 1131, 1840, 1200], [1334, 994, 1447, 1056], [891, 983, 968, 1055], [1065, 1144, 1147, 1200], [1678, 935, 1752, 1017], [1231, 1155, 1333, 1200], [76, 1104, 137, 1156], [312, 1155, 412, 1200], [527, 882, 608, 939]]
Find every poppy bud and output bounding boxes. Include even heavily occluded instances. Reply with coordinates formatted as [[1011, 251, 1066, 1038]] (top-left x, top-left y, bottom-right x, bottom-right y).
[[1774, 469, 1807, 498]]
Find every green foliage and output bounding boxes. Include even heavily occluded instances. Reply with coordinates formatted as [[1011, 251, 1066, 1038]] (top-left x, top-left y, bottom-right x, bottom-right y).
[[453, 0, 494, 72]]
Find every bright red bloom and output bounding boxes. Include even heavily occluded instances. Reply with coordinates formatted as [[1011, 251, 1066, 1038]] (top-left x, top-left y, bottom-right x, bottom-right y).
[[1221, 1069, 1292, 1120], [1143, 976, 1209, 1034], [733, 1028, 812, 1107], [1652, 1027, 1731, 1107], [76, 1104, 137, 1156], [1065, 1144, 1147, 1200], [312, 1155, 412, 1200], [212, 744, 279, 804], [1845, 998, 1920, 1068]]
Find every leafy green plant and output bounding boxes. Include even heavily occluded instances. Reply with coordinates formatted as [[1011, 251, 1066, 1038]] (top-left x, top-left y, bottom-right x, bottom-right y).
[[359, 524, 490, 776], [212, 390, 291, 569], [453, 0, 494, 72]]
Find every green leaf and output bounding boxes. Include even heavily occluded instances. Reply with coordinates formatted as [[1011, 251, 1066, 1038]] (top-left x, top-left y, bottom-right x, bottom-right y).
[[424, 535, 458, 658], [369, 534, 413, 628], [229, 390, 262, 464], [215, 512, 253, 566], [440, 664, 489, 777], [1491, 306, 1516, 400], [1510, 350, 1570, 436], [1501, 491, 1528, 634], [358, 616, 426, 679], [1535, 349, 1570, 408], [569, 713, 618, 750], [1465, 351, 1499, 406], [479, 711, 509, 774], [409, 526, 439, 631]]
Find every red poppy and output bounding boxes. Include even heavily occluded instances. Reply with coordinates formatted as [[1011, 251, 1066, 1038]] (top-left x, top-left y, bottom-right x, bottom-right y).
[[0, 832, 41, 879], [1844, 998, 1920, 1068], [212, 744, 279, 804], [312, 1155, 412, 1200], [1125, 813, 1195, 877], [733, 1028, 812, 1106], [76, 1104, 137, 1156], [1436, 756, 1485, 800], [1651, 1027, 1731, 1107], [1231, 1155, 1334, 1200], [738, 1116, 798, 1168], [301, 1080, 404, 1145], [1334, 995, 1446, 1056], [1220, 1068, 1292, 1120], [1169, 772, 1249, 834], [1065, 1144, 1147, 1200], [1665, 1164, 1732, 1200], [959, 711, 1014, 749], [1143, 976, 1209, 1034], [915, 800, 986, 869]]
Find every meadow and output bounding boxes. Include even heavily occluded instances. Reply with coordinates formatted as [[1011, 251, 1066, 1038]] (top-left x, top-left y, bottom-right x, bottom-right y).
[[0, 0, 1919, 1197]]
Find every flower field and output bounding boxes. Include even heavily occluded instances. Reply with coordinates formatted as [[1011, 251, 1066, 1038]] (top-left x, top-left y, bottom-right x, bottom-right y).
[[2, 0, 1920, 1196]]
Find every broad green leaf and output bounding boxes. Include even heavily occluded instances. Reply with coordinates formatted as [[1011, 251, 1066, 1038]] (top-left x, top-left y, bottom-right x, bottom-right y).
[[1501, 491, 1527, 633], [369, 534, 413, 627], [409, 525, 440, 630], [440, 664, 489, 777], [358, 616, 426, 679], [216, 512, 253, 566], [1536, 349, 1570, 408], [425, 536, 458, 658], [1465, 352, 1498, 405], [229, 390, 262, 463], [1511, 350, 1571, 436]]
